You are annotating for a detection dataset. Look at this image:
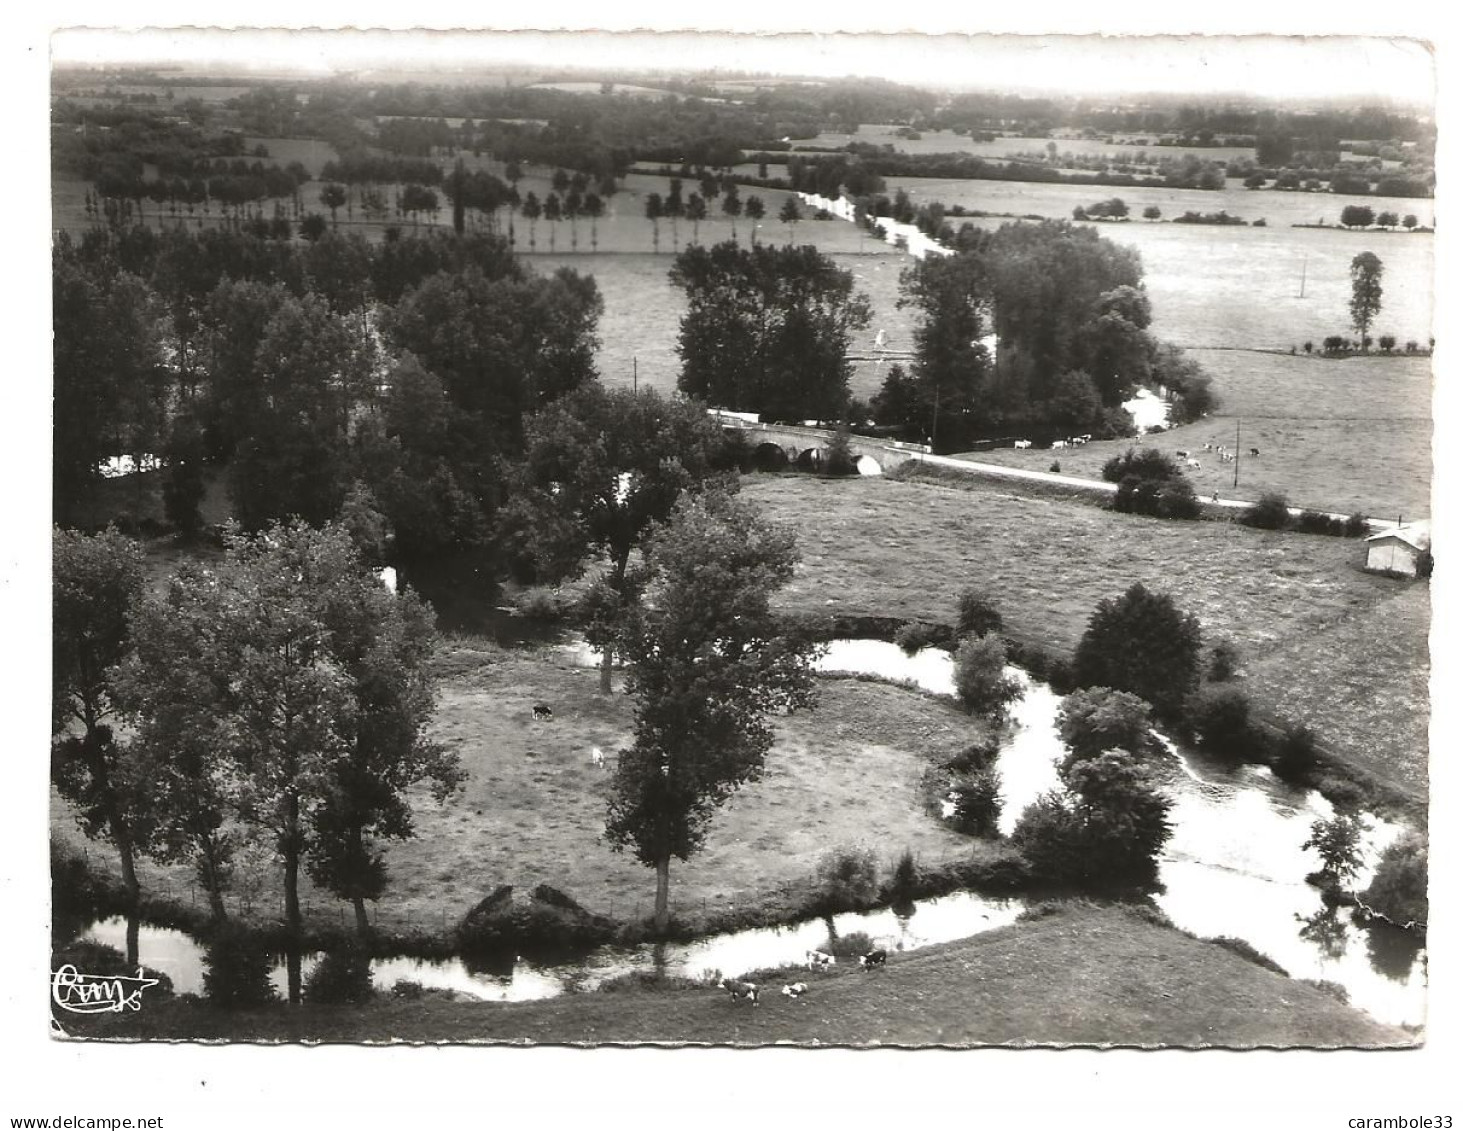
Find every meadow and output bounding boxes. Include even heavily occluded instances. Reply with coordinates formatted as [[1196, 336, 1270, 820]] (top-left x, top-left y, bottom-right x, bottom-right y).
[[968, 351, 1432, 518], [790, 124, 1261, 165], [61, 903, 1405, 1047], [54, 642, 996, 934], [739, 474, 1429, 804]]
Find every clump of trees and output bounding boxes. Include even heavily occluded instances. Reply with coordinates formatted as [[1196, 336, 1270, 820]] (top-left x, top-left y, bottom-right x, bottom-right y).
[[671, 241, 872, 423], [1362, 832, 1427, 930], [55, 522, 463, 1003], [870, 221, 1213, 449], [1102, 447, 1200, 519]]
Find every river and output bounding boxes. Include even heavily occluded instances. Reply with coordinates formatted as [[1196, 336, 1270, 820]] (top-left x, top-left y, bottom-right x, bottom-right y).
[[79, 638, 1424, 1027]]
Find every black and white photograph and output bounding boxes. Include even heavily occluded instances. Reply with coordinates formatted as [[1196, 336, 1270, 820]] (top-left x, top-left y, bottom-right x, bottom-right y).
[[8, 8, 1458, 1124]]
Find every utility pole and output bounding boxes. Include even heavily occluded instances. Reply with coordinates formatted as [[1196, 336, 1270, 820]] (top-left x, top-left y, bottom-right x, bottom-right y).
[[1298, 254, 1307, 299], [930, 384, 941, 453], [1233, 418, 1241, 490], [633, 355, 638, 394]]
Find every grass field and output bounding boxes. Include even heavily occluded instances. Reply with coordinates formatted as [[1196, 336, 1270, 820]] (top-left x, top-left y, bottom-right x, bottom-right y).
[[59, 903, 1408, 1046], [54, 643, 997, 933], [739, 474, 1429, 801], [966, 351, 1432, 517]]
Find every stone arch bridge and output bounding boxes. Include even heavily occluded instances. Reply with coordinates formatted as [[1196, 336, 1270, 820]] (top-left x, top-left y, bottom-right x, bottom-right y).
[[709, 411, 931, 474]]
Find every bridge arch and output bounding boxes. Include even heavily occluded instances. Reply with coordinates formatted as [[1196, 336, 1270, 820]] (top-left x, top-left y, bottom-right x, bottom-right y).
[[751, 441, 791, 472]]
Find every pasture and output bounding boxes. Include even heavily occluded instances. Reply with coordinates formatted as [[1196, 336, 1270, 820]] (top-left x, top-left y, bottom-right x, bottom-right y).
[[54, 643, 996, 933], [61, 903, 1407, 1046], [967, 351, 1432, 518], [790, 125, 1260, 165], [740, 474, 1429, 802]]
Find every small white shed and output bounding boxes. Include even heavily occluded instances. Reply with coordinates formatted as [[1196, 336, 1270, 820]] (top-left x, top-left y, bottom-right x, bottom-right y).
[[1364, 521, 1431, 578]]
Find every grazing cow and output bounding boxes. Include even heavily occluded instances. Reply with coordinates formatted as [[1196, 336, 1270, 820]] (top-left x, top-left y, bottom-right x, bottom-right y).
[[590, 746, 605, 769], [1175, 449, 1190, 459], [1250, 447, 1260, 457], [858, 949, 888, 970], [1051, 439, 1068, 450], [532, 704, 553, 720], [1186, 458, 1201, 470], [806, 950, 836, 971], [782, 982, 809, 1000], [1013, 439, 1032, 450], [719, 978, 759, 1005], [1204, 442, 1214, 452], [1080, 434, 1092, 443]]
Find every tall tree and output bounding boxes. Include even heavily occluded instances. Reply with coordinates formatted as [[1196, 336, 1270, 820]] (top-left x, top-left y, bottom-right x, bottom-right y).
[[644, 192, 663, 253], [744, 195, 765, 244], [686, 193, 707, 245], [671, 241, 871, 422], [510, 386, 731, 692], [604, 492, 819, 933], [319, 182, 347, 228], [521, 191, 541, 250], [51, 528, 151, 963], [1349, 251, 1384, 346], [778, 196, 801, 244]]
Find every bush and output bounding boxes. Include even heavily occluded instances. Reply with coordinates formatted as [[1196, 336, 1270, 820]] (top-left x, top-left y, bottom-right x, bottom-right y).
[[1207, 641, 1239, 681], [823, 428, 858, 477], [1379, 335, 1397, 353], [894, 620, 946, 654], [953, 634, 1022, 718], [304, 946, 376, 1004], [1362, 831, 1427, 928], [1322, 335, 1346, 354], [949, 769, 1003, 837], [1272, 723, 1319, 783], [885, 849, 920, 906], [1345, 512, 1368, 537], [1156, 478, 1201, 520], [1241, 491, 1291, 530], [1416, 550, 1434, 580], [1303, 814, 1364, 891], [815, 846, 880, 913], [1056, 686, 1157, 769], [957, 589, 1003, 638], [1188, 686, 1255, 759], [1102, 447, 1181, 484], [1049, 460, 1061, 473], [825, 931, 875, 959], [202, 925, 278, 1007], [945, 737, 1000, 775], [1296, 509, 1348, 536]]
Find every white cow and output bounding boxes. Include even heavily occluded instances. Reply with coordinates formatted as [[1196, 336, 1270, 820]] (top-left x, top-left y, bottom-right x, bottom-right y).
[[1013, 439, 1032, 450], [1186, 458, 1202, 470]]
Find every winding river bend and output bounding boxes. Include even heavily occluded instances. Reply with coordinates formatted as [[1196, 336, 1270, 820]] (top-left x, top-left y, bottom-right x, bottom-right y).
[[81, 639, 1424, 1027]]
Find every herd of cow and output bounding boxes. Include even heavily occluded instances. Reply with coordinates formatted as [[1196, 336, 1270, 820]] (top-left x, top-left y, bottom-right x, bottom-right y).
[[716, 948, 889, 1006], [1013, 434, 1092, 451]]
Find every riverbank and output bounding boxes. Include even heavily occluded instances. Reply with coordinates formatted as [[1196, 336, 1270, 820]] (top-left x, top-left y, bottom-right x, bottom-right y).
[[742, 474, 1428, 819], [56, 903, 1411, 1047]]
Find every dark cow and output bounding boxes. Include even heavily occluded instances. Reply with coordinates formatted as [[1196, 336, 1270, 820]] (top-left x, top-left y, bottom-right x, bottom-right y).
[[719, 978, 759, 1005], [858, 949, 888, 970], [532, 704, 553, 720]]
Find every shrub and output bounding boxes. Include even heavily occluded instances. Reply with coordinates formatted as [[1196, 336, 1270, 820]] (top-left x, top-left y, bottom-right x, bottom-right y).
[[957, 589, 1003, 638], [1362, 831, 1428, 928], [1113, 474, 1161, 515], [1303, 341, 1313, 353], [202, 925, 278, 1007], [825, 931, 874, 959], [1272, 723, 1319, 783], [953, 634, 1022, 718], [823, 428, 858, 477], [1345, 512, 1368, 537], [1102, 447, 1180, 484], [949, 769, 1004, 837], [1303, 814, 1365, 891], [885, 849, 920, 906], [1156, 478, 1201, 520], [304, 946, 376, 1004], [1322, 335, 1346, 354], [945, 737, 1000, 775], [1056, 686, 1157, 769], [894, 620, 945, 654], [1301, 979, 1351, 1005], [1241, 491, 1291, 530], [1416, 550, 1434, 580], [1188, 685, 1255, 758], [515, 586, 573, 620], [1379, 335, 1397, 353], [1049, 460, 1061, 473], [815, 846, 880, 913], [1207, 641, 1239, 681], [1296, 509, 1347, 536]]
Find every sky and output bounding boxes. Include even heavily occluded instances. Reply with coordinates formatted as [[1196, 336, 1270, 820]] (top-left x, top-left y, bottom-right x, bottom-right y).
[[48, 28, 1436, 108]]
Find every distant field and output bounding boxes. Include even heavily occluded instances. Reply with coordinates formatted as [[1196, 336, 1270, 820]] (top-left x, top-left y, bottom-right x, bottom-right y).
[[244, 136, 340, 178], [792, 125, 1258, 165], [741, 474, 1428, 802], [967, 351, 1432, 518]]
